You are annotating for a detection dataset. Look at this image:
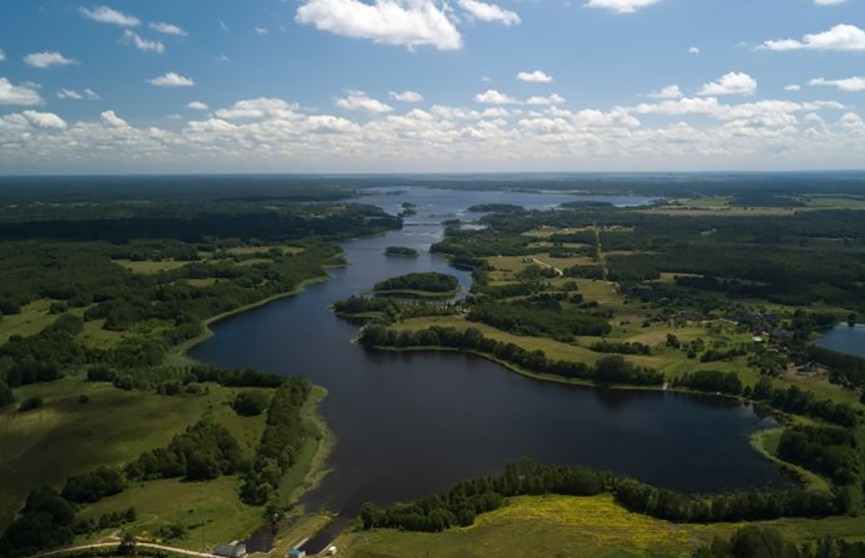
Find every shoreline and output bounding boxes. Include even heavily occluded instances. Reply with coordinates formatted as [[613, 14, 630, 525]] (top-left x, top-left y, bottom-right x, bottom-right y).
[[168, 268, 342, 365]]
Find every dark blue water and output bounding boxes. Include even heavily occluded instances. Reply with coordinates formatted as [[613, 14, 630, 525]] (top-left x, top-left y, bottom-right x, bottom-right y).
[[190, 188, 788, 518], [817, 324, 865, 359]]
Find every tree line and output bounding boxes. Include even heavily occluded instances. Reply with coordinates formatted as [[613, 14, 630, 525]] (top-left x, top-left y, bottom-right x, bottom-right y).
[[358, 324, 664, 387], [359, 459, 846, 533], [693, 525, 865, 558]]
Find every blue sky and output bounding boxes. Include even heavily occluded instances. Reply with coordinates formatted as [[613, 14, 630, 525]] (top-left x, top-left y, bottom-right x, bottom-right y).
[[0, 0, 864, 173]]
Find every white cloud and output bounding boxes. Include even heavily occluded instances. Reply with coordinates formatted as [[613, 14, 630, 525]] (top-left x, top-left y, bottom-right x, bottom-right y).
[[517, 70, 553, 83], [295, 0, 463, 50], [814, 0, 845, 4], [24, 51, 77, 69], [457, 0, 521, 26], [122, 31, 165, 54], [79, 6, 140, 27], [101, 110, 129, 128], [148, 72, 195, 87], [785, 84, 802, 92], [475, 89, 518, 104], [526, 93, 566, 105], [336, 90, 393, 114], [150, 22, 188, 36], [389, 90, 424, 102], [57, 88, 99, 100], [215, 98, 299, 120], [585, 0, 661, 14], [761, 24, 865, 51], [0, 49, 5, 62], [648, 84, 683, 99], [688, 46, 700, 55], [699, 72, 757, 96], [0, 78, 43, 105], [255, 27, 270, 35], [809, 76, 865, 92], [22, 110, 66, 130], [186, 101, 210, 111]]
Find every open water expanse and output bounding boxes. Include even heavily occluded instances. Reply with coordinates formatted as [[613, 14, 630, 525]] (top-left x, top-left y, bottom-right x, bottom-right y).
[[191, 187, 790, 520], [817, 324, 865, 360]]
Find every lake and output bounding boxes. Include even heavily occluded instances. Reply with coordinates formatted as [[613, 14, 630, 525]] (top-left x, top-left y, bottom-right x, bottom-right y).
[[190, 187, 788, 521], [817, 323, 865, 359]]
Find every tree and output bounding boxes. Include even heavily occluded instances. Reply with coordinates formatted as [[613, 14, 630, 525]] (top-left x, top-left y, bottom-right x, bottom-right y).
[[0, 379, 13, 408], [118, 532, 137, 556]]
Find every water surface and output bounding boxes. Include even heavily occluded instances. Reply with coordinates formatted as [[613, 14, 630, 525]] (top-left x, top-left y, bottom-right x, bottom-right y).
[[191, 188, 788, 518], [817, 324, 865, 360]]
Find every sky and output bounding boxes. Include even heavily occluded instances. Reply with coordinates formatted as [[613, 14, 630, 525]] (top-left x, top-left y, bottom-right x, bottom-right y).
[[0, 0, 864, 174]]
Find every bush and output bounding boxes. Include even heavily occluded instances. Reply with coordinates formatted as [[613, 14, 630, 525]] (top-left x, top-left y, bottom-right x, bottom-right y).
[[233, 391, 270, 417], [18, 397, 44, 413]]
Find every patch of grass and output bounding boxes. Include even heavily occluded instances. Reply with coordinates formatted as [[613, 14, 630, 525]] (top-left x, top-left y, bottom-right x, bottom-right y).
[[0, 299, 58, 344], [113, 259, 189, 274], [0, 377, 250, 533], [185, 278, 218, 288], [336, 495, 733, 558], [76, 476, 263, 551]]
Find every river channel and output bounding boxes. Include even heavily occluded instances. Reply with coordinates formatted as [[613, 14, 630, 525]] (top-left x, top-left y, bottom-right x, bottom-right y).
[[190, 188, 789, 524]]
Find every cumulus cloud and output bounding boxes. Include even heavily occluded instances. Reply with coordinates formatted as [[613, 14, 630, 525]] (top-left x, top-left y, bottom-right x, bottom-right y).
[[761, 24, 865, 51], [814, 0, 845, 4], [517, 70, 553, 83], [0, 78, 43, 105], [122, 31, 165, 54], [648, 85, 683, 99], [22, 110, 66, 130], [57, 88, 99, 100], [255, 27, 270, 35], [0, 48, 5, 62], [699, 72, 757, 96], [24, 51, 77, 69], [150, 22, 188, 36], [186, 101, 210, 111], [101, 110, 129, 128], [809, 76, 865, 92], [80, 6, 140, 27], [785, 84, 802, 92], [585, 0, 662, 14], [688, 46, 700, 55], [336, 91, 393, 114], [295, 0, 463, 50], [215, 98, 299, 120], [526, 94, 565, 105], [389, 90, 424, 102], [475, 89, 518, 104], [148, 72, 195, 87], [457, 0, 521, 26]]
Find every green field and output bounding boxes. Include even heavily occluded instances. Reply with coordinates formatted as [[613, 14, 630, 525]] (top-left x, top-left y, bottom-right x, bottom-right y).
[[336, 495, 733, 558], [0, 376, 266, 534], [0, 299, 60, 344], [336, 493, 865, 558]]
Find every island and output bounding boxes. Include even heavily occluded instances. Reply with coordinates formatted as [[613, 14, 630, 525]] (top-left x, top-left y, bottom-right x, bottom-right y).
[[384, 246, 419, 258], [373, 272, 461, 298]]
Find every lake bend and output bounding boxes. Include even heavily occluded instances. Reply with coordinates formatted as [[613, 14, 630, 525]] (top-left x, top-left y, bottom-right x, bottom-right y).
[[190, 188, 791, 519]]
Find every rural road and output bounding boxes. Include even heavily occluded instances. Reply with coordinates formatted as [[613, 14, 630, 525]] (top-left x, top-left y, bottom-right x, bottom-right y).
[[31, 541, 220, 558]]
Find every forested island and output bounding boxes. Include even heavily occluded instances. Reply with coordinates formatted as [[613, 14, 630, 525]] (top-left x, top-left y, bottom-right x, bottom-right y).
[[384, 246, 419, 258], [373, 272, 460, 298]]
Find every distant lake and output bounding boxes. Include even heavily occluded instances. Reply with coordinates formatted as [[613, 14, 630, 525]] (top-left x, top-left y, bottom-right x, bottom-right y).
[[817, 324, 865, 359], [190, 187, 789, 520]]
